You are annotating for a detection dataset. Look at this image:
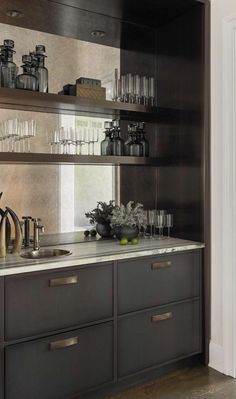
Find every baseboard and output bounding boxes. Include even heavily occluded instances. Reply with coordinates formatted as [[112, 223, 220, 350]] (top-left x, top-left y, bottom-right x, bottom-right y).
[[209, 341, 224, 373]]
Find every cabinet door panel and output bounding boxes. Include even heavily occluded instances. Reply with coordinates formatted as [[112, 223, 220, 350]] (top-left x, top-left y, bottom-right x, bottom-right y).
[[118, 251, 201, 314], [6, 322, 113, 399], [118, 300, 201, 377], [5, 263, 113, 340]]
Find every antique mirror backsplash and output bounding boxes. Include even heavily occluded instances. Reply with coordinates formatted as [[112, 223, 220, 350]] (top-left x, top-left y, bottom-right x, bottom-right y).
[[0, 23, 119, 241]]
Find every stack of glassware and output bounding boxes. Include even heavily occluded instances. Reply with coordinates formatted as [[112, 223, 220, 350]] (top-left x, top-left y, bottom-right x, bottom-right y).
[[0, 39, 48, 92], [101, 120, 149, 157], [142, 210, 174, 239], [0, 119, 37, 152], [112, 68, 156, 106], [48, 120, 102, 155]]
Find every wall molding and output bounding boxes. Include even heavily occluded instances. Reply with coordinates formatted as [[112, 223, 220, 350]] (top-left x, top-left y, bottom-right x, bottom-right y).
[[209, 341, 224, 373], [221, 14, 236, 378]]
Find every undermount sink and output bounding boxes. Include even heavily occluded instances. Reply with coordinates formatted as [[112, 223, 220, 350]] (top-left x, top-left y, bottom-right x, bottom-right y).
[[20, 248, 72, 259]]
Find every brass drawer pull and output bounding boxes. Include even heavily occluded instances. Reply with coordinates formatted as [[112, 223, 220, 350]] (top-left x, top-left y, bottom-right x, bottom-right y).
[[49, 275, 78, 287], [49, 336, 79, 351], [151, 261, 172, 270], [151, 312, 173, 323]]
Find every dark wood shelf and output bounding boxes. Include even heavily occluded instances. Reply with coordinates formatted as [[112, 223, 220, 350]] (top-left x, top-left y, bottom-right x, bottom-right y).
[[0, 88, 179, 122], [0, 88, 156, 118], [0, 152, 200, 166]]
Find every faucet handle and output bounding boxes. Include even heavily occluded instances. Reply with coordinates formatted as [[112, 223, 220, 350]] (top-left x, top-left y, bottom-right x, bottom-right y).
[[22, 216, 32, 220], [32, 218, 42, 223]]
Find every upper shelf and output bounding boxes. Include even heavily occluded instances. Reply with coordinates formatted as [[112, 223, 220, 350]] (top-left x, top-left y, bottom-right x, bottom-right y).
[[0, 88, 176, 122]]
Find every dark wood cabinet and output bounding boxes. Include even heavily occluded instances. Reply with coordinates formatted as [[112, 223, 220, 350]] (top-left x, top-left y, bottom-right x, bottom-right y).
[[5, 322, 113, 399], [118, 299, 201, 377], [118, 251, 201, 314], [1, 249, 203, 399], [5, 263, 113, 340]]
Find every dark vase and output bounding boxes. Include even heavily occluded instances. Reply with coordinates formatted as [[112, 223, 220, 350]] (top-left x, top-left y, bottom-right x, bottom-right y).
[[96, 223, 113, 238], [114, 225, 139, 241]]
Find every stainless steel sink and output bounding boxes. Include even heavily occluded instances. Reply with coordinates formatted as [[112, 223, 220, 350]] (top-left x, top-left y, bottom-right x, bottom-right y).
[[20, 248, 72, 259]]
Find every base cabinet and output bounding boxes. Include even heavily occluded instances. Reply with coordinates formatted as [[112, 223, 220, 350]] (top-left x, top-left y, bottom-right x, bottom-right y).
[[118, 299, 201, 377], [1, 251, 202, 399], [5, 322, 113, 399]]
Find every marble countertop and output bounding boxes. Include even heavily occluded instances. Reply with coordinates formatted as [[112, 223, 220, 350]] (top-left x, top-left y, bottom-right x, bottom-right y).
[[0, 237, 205, 276]]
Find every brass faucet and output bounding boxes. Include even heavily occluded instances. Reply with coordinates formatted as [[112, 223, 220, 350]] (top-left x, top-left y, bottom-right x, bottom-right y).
[[32, 218, 45, 251]]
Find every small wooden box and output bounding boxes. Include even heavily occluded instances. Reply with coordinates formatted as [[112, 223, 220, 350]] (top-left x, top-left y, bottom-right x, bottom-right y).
[[74, 83, 106, 100]]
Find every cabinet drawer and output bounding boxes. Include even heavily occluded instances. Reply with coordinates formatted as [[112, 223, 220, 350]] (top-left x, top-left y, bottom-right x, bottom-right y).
[[118, 300, 201, 377], [5, 322, 113, 399], [5, 263, 113, 340], [118, 251, 201, 314]]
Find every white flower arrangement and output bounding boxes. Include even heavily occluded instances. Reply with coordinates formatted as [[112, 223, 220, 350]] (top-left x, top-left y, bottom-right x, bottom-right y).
[[111, 201, 146, 227]]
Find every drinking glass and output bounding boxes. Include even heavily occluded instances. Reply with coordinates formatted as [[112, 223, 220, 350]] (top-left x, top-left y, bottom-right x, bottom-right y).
[[120, 75, 126, 102], [7, 119, 19, 152], [166, 214, 174, 238], [148, 76, 155, 107], [134, 74, 141, 104], [156, 213, 166, 239], [112, 68, 120, 102], [141, 76, 149, 106], [148, 210, 156, 238], [126, 73, 134, 103]]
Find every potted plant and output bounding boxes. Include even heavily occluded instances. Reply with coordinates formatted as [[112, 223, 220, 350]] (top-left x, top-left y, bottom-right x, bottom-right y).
[[111, 201, 146, 241], [85, 201, 115, 238]]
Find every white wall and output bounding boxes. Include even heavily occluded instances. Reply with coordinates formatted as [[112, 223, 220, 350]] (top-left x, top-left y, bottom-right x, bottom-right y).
[[210, 0, 236, 371]]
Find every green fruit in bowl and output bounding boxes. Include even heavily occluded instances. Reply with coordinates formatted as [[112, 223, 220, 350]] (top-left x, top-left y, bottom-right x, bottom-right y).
[[90, 229, 97, 237], [84, 230, 90, 237], [120, 238, 128, 245], [131, 238, 139, 245]]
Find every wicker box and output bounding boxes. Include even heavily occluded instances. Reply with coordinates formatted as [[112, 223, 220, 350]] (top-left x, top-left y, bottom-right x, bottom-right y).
[[74, 83, 106, 100]]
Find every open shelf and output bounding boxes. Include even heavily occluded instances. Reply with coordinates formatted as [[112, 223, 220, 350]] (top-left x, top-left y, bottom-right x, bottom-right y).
[[0, 88, 179, 122], [0, 152, 200, 166]]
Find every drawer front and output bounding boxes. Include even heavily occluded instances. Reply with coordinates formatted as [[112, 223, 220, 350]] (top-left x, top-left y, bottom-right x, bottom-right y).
[[5, 263, 113, 340], [118, 251, 201, 314], [118, 300, 201, 377], [5, 322, 113, 399]]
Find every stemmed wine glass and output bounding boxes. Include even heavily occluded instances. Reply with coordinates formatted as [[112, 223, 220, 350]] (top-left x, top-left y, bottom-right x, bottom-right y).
[[148, 210, 156, 239], [166, 214, 174, 238]]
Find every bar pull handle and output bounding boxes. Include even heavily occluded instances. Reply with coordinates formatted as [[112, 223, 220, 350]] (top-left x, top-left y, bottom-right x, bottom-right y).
[[49, 275, 78, 287], [151, 312, 173, 323], [151, 261, 172, 270], [49, 336, 79, 351]]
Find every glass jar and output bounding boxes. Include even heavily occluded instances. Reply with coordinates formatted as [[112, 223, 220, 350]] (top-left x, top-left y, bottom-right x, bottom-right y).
[[137, 122, 149, 157], [112, 119, 124, 156], [124, 124, 134, 156], [129, 126, 143, 157], [101, 121, 113, 156], [1, 40, 18, 88], [34, 45, 48, 93], [16, 55, 38, 91]]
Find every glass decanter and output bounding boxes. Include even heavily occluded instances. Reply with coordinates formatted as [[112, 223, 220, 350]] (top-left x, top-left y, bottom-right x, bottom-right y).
[[137, 122, 149, 157], [101, 121, 113, 156], [16, 55, 38, 91], [129, 125, 143, 157], [124, 124, 134, 156], [1, 39, 18, 88], [33, 45, 48, 93], [112, 119, 124, 156]]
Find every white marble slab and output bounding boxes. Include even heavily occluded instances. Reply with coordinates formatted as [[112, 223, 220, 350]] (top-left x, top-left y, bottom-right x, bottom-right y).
[[0, 237, 205, 276]]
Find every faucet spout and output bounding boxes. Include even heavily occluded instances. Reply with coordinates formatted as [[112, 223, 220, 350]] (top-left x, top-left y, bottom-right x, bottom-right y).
[[32, 219, 45, 251]]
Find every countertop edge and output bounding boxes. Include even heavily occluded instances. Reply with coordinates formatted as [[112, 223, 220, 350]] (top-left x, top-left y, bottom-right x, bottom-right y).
[[0, 243, 205, 276]]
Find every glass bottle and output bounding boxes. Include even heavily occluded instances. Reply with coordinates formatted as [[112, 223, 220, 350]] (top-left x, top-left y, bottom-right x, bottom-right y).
[[1, 40, 18, 88], [34, 45, 48, 93], [137, 122, 149, 157], [16, 55, 38, 91], [101, 121, 113, 156], [112, 119, 124, 156], [129, 125, 143, 157], [124, 124, 134, 156]]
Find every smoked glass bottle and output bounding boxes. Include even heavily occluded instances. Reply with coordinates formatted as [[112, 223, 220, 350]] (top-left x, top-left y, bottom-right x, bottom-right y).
[[1, 40, 18, 88], [101, 121, 113, 156], [129, 125, 143, 157], [34, 45, 48, 93], [16, 55, 38, 91], [112, 119, 124, 156], [124, 124, 134, 156], [138, 122, 149, 157]]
